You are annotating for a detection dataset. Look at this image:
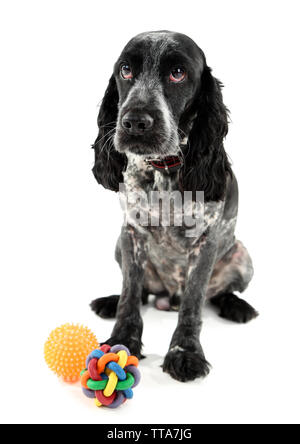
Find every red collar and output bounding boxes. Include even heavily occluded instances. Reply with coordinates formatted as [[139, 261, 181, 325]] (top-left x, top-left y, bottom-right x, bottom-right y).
[[145, 156, 183, 173]]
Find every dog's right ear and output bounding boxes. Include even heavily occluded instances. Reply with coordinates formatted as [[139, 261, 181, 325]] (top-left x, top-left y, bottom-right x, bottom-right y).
[[92, 75, 127, 191]]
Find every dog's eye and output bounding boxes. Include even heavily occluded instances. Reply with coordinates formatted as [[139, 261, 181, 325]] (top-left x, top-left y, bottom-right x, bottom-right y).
[[170, 67, 186, 83], [121, 64, 133, 80]]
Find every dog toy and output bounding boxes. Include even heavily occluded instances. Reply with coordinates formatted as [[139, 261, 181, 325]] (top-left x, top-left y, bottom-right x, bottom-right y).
[[81, 344, 141, 408], [44, 323, 99, 382]]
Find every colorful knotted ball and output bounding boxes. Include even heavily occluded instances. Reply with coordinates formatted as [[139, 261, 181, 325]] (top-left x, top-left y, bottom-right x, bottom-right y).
[[44, 324, 99, 382], [81, 344, 141, 408]]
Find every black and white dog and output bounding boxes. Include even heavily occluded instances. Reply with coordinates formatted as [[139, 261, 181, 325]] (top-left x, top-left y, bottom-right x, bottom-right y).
[[91, 31, 258, 382]]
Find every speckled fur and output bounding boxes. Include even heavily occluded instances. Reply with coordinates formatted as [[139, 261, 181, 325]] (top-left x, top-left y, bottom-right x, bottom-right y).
[[118, 154, 253, 305]]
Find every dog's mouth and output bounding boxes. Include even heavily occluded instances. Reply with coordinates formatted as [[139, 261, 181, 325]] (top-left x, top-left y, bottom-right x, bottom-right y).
[[114, 127, 181, 157], [115, 134, 167, 156]]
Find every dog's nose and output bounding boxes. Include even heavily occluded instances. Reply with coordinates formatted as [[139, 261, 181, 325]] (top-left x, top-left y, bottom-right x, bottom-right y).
[[122, 111, 154, 135]]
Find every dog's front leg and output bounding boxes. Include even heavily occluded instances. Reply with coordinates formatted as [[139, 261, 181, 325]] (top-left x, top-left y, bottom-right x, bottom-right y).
[[105, 226, 145, 358], [163, 236, 218, 382]]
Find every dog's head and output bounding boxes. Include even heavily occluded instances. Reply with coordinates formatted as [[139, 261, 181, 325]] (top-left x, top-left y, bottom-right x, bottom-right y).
[[113, 31, 204, 156], [93, 31, 231, 200]]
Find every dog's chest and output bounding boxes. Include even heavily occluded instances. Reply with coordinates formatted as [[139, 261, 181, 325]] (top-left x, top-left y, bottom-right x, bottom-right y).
[[122, 154, 222, 239], [122, 155, 224, 295]]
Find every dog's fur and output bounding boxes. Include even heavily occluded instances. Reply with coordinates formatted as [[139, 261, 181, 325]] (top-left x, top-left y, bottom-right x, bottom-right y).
[[90, 31, 257, 382]]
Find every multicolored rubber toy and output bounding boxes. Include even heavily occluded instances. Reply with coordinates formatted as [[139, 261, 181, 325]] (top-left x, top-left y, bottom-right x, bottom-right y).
[[81, 344, 141, 408], [44, 323, 99, 382]]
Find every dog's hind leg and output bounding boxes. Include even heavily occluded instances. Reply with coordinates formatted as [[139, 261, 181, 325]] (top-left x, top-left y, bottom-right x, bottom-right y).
[[211, 293, 258, 323], [90, 295, 120, 319], [90, 290, 149, 319], [90, 288, 175, 317], [208, 241, 258, 323]]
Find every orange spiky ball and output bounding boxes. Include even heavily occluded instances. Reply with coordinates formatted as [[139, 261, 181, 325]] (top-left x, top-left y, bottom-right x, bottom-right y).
[[44, 324, 99, 382]]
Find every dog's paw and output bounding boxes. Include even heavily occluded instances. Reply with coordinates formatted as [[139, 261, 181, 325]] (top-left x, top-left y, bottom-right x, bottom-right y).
[[162, 348, 210, 382], [211, 293, 259, 323], [104, 336, 144, 360], [90, 295, 119, 319]]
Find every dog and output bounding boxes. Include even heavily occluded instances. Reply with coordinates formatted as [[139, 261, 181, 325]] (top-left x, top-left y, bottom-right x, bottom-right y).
[[90, 31, 258, 382]]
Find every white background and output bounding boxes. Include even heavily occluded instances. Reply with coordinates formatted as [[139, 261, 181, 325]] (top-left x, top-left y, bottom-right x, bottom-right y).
[[1, 0, 299, 425]]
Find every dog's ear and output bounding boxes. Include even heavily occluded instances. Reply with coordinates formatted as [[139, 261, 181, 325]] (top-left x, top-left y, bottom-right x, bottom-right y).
[[92, 75, 127, 191], [182, 66, 231, 201]]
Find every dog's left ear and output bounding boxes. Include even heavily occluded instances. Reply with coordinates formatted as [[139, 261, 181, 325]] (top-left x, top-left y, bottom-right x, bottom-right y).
[[92, 75, 127, 192], [182, 66, 231, 201]]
